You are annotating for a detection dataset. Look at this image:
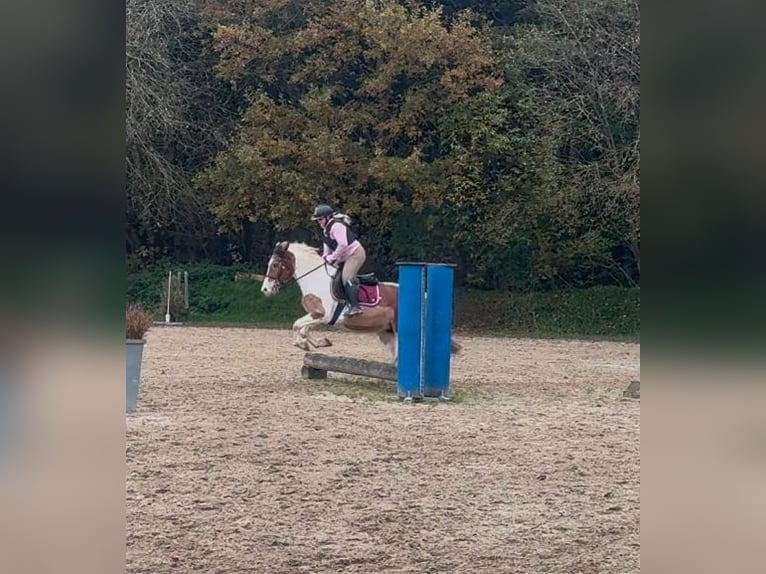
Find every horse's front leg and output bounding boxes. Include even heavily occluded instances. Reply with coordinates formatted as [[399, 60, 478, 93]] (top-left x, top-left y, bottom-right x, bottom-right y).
[[298, 295, 335, 348], [292, 314, 332, 349], [292, 314, 315, 351], [300, 321, 332, 348]]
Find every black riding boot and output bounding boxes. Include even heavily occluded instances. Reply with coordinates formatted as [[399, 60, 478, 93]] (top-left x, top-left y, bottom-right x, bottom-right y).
[[343, 278, 363, 316]]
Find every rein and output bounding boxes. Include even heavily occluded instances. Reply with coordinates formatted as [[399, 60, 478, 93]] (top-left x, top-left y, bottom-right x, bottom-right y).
[[296, 262, 334, 283], [267, 258, 335, 288]]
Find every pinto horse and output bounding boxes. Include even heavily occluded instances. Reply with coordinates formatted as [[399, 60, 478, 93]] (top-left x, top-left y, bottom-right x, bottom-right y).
[[260, 241, 462, 362]]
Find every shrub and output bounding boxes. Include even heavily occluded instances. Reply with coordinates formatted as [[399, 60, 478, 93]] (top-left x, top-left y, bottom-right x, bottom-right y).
[[126, 304, 153, 340]]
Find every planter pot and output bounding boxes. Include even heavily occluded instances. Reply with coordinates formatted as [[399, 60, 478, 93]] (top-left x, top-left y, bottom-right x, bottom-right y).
[[126, 339, 145, 412], [0, 373, 21, 461]]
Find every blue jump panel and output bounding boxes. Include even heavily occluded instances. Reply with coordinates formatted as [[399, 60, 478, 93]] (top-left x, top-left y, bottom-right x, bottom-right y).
[[396, 264, 425, 398], [424, 265, 454, 397]]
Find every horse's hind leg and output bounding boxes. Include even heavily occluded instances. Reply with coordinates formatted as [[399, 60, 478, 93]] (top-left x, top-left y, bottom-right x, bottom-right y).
[[450, 334, 463, 355]]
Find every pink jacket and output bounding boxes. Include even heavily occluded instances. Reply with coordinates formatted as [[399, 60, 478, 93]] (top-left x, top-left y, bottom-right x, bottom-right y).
[[322, 221, 360, 264]]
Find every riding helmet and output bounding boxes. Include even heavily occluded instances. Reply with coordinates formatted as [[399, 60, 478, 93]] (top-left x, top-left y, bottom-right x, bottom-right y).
[[311, 204, 335, 220]]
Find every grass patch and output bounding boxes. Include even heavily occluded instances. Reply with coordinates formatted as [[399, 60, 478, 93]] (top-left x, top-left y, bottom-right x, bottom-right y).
[[314, 376, 397, 402], [313, 377, 484, 404], [448, 388, 485, 404]]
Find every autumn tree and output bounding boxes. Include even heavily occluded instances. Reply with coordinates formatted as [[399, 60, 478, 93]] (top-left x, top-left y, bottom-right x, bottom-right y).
[[126, 0, 640, 289], [197, 0, 502, 270]]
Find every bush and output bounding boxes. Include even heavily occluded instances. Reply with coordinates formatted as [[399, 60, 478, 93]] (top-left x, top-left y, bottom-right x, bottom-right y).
[[455, 286, 639, 339], [467, 241, 533, 290], [126, 304, 153, 340]]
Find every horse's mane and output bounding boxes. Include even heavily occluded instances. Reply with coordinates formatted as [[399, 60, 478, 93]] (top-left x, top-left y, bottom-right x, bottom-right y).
[[288, 242, 322, 259]]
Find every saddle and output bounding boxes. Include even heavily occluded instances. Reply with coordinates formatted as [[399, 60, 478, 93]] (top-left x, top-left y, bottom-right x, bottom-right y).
[[331, 266, 381, 305]]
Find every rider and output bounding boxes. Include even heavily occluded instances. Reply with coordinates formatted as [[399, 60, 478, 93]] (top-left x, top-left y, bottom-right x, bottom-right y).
[[312, 204, 366, 317]]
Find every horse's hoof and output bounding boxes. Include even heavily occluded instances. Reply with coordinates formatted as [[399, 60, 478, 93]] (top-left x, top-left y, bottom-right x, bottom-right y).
[[316, 338, 332, 347], [294, 341, 310, 351]]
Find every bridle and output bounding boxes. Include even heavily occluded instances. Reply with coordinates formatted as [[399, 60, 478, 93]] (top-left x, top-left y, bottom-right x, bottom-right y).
[[265, 251, 295, 287], [265, 246, 335, 291]]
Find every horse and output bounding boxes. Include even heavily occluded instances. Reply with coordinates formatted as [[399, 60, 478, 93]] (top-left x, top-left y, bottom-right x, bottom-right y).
[[260, 241, 462, 362]]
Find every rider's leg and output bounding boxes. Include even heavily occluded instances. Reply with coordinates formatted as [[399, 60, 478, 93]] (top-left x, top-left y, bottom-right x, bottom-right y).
[[341, 246, 366, 316]]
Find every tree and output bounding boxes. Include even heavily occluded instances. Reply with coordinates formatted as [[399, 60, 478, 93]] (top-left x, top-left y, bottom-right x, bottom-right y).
[[198, 0, 502, 267], [126, 0, 240, 262], [125, 0, 640, 289], [504, 0, 640, 285]]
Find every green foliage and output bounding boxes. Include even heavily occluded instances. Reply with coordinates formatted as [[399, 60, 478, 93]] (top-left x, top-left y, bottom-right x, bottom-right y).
[[455, 286, 640, 339], [127, 263, 638, 339], [126, 0, 238, 258], [158, 273, 190, 321], [126, 263, 303, 324], [468, 241, 533, 291], [128, 0, 640, 293], [189, 279, 303, 325], [500, 0, 640, 283], [198, 0, 502, 237], [389, 207, 459, 265]]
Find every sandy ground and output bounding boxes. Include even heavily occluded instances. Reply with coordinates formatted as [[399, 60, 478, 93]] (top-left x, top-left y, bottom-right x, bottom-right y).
[[127, 326, 640, 573]]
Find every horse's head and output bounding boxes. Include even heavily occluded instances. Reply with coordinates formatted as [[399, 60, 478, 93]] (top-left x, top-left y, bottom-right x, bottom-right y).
[[261, 241, 295, 296]]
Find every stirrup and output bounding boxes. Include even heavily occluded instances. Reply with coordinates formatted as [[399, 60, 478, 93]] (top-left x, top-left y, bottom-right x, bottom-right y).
[[344, 305, 363, 316]]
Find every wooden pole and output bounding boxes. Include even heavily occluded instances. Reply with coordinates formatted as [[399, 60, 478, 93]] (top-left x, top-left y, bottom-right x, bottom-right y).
[[302, 353, 397, 382]]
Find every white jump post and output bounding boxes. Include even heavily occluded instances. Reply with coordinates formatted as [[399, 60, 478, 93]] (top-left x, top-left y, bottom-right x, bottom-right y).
[[165, 270, 172, 324]]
